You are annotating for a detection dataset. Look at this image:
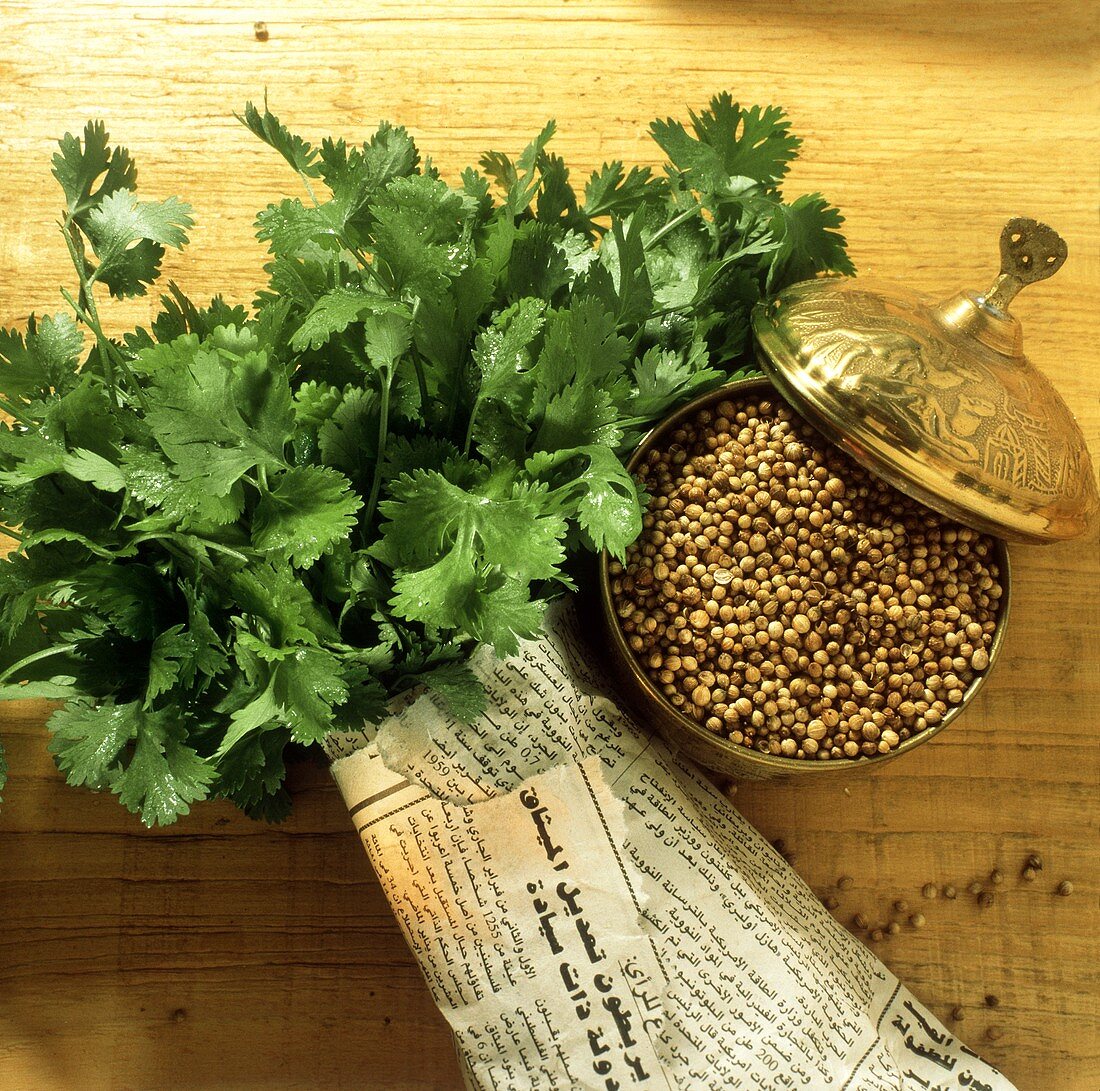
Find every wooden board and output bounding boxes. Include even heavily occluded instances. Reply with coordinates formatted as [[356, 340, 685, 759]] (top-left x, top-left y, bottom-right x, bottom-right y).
[[0, 2, 1096, 1088]]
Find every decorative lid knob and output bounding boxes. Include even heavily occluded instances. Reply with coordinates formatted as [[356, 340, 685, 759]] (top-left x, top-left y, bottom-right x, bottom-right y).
[[981, 217, 1068, 314]]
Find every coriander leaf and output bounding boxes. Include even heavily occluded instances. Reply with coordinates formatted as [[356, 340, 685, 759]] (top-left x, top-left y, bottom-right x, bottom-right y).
[[144, 625, 187, 708], [0, 314, 84, 405], [256, 198, 344, 256], [506, 220, 570, 303], [143, 337, 292, 494], [369, 174, 469, 299], [318, 387, 378, 485], [764, 193, 854, 289], [289, 287, 403, 352], [110, 708, 215, 826], [252, 465, 362, 568], [480, 121, 556, 217], [376, 466, 566, 651], [48, 699, 136, 790], [273, 645, 348, 744], [471, 298, 545, 404], [85, 190, 194, 298], [650, 95, 799, 192], [629, 341, 724, 421], [415, 659, 487, 723], [364, 311, 412, 372], [237, 99, 322, 178], [51, 120, 136, 220], [583, 162, 665, 221], [318, 124, 420, 232]]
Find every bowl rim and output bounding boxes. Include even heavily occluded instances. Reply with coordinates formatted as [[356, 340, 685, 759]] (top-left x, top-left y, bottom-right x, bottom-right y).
[[598, 376, 1012, 776]]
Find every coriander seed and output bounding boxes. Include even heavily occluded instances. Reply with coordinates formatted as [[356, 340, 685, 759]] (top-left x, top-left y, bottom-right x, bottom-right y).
[[951, 1006, 965, 1022], [1056, 880, 1074, 897], [922, 883, 938, 899], [943, 884, 957, 900], [909, 913, 926, 928], [837, 875, 854, 890], [611, 393, 1003, 764], [1026, 853, 1043, 871], [990, 869, 1004, 886], [852, 912, 868, 930], [968, 881, 983, 896]]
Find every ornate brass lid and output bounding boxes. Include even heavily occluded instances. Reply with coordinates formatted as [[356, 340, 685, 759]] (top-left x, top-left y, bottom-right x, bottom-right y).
[[751, 218, 1098, 542]]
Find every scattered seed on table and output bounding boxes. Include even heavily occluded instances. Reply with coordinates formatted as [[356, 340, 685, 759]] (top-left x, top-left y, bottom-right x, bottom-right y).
[[1026, 853, 1043, 871], [253, 21, 269, 41], [1056, 880, 1074, 897], [870, 928, 885, 942], [990, 869, 1004, 886], [886, 921, 901, 936], [985, 994, 1000, 1009], [986, 1026, 1004, 1042], [909, 913, 926, 928], [838, 875, 854, 890], [978, 891, 995, 908], [943, 884, 957, 900], [852, 912, 868, 930], [951, 1006, 965, 1022], [922, 883, 938, 899], [968, 881, 983, 896], [894, 899, 909, 913], [823, 895, 839, 910], [1022, 867, 1038, 883]]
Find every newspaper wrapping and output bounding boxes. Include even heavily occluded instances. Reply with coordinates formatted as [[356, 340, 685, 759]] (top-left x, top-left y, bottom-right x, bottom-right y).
[[326, 607, 1015, 1091]]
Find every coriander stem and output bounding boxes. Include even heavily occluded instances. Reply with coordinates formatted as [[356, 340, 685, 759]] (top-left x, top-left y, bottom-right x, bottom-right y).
[[60, 288, 150, 411], [0, 642, 79, 685], [363, 367, 392, 529], [645, 199, 704, 250], [0, 397, 37, 428], [59, 220, 118, 407], [0, 524, 23, 541]]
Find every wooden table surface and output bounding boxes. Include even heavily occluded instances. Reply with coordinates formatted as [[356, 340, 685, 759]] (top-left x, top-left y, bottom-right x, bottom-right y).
[[0, 2, 1097, 1088]]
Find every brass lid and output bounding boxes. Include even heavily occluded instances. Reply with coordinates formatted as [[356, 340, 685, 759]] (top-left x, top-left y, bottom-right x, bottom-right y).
[[751, 218, 1098, 542]]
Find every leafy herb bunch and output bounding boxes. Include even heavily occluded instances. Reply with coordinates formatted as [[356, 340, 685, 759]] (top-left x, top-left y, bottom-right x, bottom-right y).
[[0, 94, 852, 823]]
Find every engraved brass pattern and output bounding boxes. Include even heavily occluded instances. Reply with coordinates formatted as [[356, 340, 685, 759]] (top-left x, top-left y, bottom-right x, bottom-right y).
[[752, 218, 1097, 543]]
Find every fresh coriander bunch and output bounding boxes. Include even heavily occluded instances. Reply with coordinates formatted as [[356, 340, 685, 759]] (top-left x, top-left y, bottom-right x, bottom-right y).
[[0, 94, 853, 823]]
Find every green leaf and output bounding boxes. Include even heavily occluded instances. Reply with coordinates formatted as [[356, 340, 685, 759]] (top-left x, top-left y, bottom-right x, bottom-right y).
[[252, 465, 362, 568], [629, 341, 724, 421], [51, 120, 136, 220], [471, 298, 545, 404], [531, 445, 642, 558], [290, 287, 405, 352], [318, 387, 378, 484], [650, 95, 800, 192], [765, 193, 855, 289], [583, 162, 665, 221], [85, 190, 194, 298], [416, 659, 487, 723], [48, 699, 137, 790], [376, 465, 566, 652], [142, 337, 292, 495], [237, 99, 322, 178], [369, 174, 469, 299], [109, 708, 215, 826], [0, 313, 84, 404]]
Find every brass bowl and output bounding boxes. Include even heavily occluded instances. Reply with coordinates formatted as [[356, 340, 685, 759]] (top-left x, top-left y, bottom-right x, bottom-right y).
[[598, 377, 1012, 780]]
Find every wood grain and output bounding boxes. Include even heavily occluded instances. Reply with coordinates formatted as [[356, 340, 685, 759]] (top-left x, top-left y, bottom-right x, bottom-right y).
[[0, 2, 1096, 1088]]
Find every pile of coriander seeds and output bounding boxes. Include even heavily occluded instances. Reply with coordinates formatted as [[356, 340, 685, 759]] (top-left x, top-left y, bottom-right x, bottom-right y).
[[608, 391, 1004, 762]]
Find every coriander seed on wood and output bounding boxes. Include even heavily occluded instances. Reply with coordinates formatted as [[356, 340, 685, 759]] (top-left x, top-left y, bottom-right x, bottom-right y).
[[608, 389, 1004, 766]]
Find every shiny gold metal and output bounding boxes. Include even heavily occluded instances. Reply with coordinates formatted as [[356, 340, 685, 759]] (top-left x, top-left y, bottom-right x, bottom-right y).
[[597, 378, 1011, 781], [751, 218, 1097, 543]]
